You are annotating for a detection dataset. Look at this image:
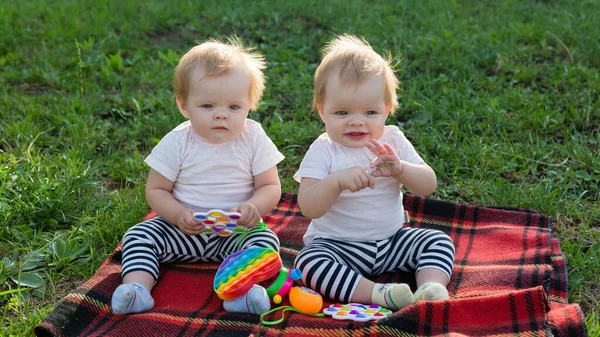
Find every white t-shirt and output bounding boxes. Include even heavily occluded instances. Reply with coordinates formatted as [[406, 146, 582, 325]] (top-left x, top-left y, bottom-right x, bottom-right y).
[[145, 119, 284, 212], [294, 126, 423, 244]]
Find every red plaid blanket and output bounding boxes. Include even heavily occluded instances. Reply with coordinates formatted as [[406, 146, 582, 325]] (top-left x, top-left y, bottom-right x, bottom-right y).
[[35, 193, 587, 336]]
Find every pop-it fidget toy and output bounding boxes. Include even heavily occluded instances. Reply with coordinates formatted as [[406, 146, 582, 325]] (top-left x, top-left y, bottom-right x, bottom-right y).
[[193, 209, 247, 237], [214, 247, 282, 300], [323, 303, 392, 322]]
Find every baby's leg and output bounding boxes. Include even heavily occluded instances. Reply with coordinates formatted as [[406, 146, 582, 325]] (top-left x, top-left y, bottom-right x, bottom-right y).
[[112, 271, 155, 315], [112, 218, 164, 315], [379, 228, 455, 301], [294, 239, 413, 310], [413, 268, 451, 301], [355, 278, 414, 310], [113, 217, 204, 314]]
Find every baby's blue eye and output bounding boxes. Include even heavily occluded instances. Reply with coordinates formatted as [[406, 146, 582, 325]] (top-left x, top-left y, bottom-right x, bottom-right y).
[[336, 111, 348, 116], [230, 105, 240, 110], [201, 104, 213, 108], [366, 110, 377, 115]]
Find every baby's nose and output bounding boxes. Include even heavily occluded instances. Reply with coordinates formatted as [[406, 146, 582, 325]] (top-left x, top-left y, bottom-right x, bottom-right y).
[[348, 118, 365, 125], [214, 110, 229, 119]]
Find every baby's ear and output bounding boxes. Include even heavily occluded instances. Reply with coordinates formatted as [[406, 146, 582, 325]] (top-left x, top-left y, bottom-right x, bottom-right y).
[[316, 104, 324, 115], [177, 97, 189, 118], [316, 104, 326, 122]]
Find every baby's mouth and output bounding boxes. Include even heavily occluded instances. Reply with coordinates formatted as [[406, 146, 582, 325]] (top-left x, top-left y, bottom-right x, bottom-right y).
[[345, 132, 367, 139]]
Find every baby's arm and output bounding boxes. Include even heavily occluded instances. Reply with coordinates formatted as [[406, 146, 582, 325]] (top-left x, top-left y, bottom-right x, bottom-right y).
[[395, 161, 437, 196], [145, 169, 202, 235], [368, 139, 437, 196], [232, 165, 281, 227], [298, 167, 374, 219]]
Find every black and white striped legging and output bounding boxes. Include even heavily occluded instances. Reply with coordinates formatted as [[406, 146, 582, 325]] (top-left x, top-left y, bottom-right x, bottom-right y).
[[121, 216, 280, 280], [294, 228, 455, 303]]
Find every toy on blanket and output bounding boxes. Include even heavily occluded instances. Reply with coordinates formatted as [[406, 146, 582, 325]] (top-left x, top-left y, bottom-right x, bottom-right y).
[[193, 209, 251, 237], [323, 303, 392, 322], [214, 247, 282, 300], [289, 286, 323, 315], [263, 267, 302, 304]]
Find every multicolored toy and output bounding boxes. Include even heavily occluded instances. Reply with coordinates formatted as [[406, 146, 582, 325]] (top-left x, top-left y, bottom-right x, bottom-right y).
[[213, 247, 282, 300], [263, 267, 302, 304], [323, 303, 392, 321], [193, 209, 246, 237], [289, 286, 323, 315]]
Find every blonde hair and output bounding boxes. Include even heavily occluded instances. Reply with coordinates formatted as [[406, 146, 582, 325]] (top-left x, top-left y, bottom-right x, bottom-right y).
[[313, 34, 399, 114], [174, 36, 266, 109]]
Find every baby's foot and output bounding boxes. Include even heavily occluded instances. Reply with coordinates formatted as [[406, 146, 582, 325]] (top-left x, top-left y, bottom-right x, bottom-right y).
[[371, 283, 414, 310], [111, 282, 154, 314], [223, 285, 271, 314], [413, 282, 449, 301]]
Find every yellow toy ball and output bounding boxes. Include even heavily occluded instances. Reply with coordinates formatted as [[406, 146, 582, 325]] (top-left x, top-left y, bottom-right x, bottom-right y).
[[289, 286, 323, 315]]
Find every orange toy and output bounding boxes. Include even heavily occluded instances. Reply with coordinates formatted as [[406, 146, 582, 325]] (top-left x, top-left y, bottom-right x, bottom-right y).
[[288, 286, 323, 315]]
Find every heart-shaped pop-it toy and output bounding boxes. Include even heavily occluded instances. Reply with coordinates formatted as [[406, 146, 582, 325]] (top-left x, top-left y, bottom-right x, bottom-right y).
[[214, 247, 282, 300]]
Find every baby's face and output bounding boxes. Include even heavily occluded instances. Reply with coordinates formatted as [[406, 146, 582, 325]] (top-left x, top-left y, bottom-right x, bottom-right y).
[[318, 74, 389, 148], [178, 66, 251, 144]]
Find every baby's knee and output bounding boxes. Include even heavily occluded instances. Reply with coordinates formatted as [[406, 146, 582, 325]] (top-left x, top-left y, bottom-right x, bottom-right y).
[[122, 223, 157, 247], [239, 229, 280, 251], [435, 231, 455, 250], [293, 247, 335, 270], [426, 230, 456, 262], [427, 230, 453, 246]]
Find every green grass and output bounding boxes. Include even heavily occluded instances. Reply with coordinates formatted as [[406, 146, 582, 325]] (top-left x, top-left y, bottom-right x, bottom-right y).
[[1, 0, 599, 335]]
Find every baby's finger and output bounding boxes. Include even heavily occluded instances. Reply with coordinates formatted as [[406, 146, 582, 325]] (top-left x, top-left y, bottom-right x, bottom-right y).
[[183, 224, 201, 236], [237, 213, 249, 226], [373, 139, 387, 154], [370, 157, 384, 168], [358, 173, 370, 188], [348, 180, 359, 192], [370, 162, 392, 174], [246, 215, 259, 228], [367, 174, 375, 188], [366, 140, 383, 156], [382, 142, 395, 155], [182, 213, 197, 226]]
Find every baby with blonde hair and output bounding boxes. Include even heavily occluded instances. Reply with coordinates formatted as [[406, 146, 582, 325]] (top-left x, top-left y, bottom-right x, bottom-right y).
[[112, 37, 284, 315], [294, 34, 455, 310]]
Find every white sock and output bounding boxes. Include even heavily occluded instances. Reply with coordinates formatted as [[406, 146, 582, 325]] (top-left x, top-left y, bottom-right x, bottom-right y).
[[111, 282, 154, 315], [371, 283, 414, 310], [413, 282, 449, 301], [223, 285, 271, 314]]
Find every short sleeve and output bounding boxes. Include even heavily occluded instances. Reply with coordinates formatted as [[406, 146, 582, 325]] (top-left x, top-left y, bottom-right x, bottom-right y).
[[144, 131, 181, 182], [294, 139, 331, 183], [251, 124, 285, 176], [390, 127, 423, 164]]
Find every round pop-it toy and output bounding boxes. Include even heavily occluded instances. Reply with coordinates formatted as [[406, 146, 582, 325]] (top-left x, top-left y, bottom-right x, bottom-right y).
[[323, 303, 392, 322], [193, 209, 246, 237]]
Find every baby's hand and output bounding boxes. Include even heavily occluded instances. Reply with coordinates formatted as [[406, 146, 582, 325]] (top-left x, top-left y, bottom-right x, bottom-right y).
[[367, 139, 404, 177], [176, 208, 204, 235], [230, 202, 261, 228], [334, 166, 375, 192]]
